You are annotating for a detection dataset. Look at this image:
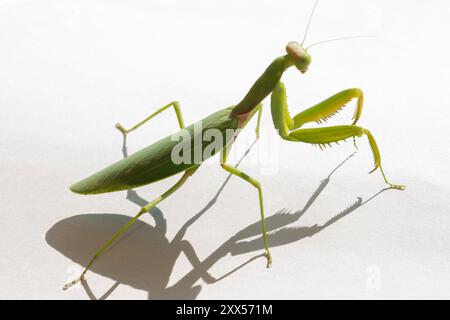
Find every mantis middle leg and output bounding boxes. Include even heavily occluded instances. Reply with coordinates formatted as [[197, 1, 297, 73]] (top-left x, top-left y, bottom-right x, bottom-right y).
[[271, 82, 404, 190], [63, 165, 200, 290], [116, 101, 185, 136], [220, 141, 272, 268]]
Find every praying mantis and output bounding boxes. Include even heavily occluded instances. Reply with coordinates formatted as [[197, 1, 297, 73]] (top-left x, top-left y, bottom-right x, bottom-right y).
[[64, 0, 405, 290]]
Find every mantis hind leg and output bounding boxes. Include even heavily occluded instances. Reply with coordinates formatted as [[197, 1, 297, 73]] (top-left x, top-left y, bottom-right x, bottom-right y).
[[63, 165, 200, 290], [220, 142, 272, 268], [271, 82, 405, 190], [115, 101, 185, 136]]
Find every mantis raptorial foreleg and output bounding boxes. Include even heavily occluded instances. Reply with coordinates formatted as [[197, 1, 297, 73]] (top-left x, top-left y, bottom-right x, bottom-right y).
[[63, 165, 200, 290], [220, 141, 272, 268], [271, 82, 363, 137], [271, 82, 405, 190], [115, 101, 185, 136], [293, 88, 364, 127]]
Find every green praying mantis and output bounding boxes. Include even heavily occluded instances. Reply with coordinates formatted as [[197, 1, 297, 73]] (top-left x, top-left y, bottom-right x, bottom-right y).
[[64, 1, 405, 290]]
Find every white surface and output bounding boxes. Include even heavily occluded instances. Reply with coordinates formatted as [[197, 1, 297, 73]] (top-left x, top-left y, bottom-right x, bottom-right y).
[[1, 0, 449, 299]]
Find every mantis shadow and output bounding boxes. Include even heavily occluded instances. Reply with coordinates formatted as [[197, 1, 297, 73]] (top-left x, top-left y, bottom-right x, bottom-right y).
[[46, 136, 392, 299]]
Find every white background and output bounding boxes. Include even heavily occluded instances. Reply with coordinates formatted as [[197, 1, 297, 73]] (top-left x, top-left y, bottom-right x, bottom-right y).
[[1, 0, 449, 299]]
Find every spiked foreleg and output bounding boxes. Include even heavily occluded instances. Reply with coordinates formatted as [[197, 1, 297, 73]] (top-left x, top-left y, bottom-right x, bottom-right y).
[[271, 82, 364, 134], [270, 81, 404, 191], [293, 88, 364, 127], [287, 126, 404, 190]]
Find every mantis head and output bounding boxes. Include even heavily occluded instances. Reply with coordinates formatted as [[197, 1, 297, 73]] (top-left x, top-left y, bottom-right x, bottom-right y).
[[286, 42, 311, 74]]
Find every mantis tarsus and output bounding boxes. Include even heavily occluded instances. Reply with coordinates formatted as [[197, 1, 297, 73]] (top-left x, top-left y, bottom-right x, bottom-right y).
[[64, 1, 405, 290]]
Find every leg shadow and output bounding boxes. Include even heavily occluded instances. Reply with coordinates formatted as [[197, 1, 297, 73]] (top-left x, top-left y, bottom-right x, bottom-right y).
[[164, 155, 393, 294], [46, 137, 258, 299], [46, 213, 174, 297], [47, 135, 393, 299]]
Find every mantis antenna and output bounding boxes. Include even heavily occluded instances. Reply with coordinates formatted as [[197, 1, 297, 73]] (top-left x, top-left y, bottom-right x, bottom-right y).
[[301, 0, 319, 46], [306, 35, 377, 50]]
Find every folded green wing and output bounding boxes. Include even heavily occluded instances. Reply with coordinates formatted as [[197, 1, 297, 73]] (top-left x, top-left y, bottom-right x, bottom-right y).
[[70, 107, 239, 194]]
